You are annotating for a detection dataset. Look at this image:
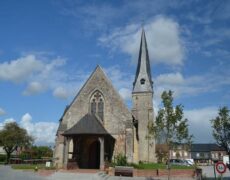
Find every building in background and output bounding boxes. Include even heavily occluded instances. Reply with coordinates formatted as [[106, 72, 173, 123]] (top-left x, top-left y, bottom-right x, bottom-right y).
[[191, 144, 226, 165], [156, 143, 227, 165]]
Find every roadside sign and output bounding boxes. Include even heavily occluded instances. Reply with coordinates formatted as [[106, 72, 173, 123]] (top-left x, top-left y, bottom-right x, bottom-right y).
[[216, 162, 227, 174]]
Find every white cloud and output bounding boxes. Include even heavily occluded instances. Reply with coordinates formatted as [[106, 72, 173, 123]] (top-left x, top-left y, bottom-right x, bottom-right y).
[[154, 69, 230, 105], [22, 55, 90, 99], [53, 87, 68, 99], [0, 53, 85, 99], [23, 81, 45, 95], [4, 118, 15, 123], [119, 88, 132, 101], [0, 118, 16, 130], [20, 113, 58, 144], [147, 16, 184, 65], [99, 16, 185, 66], [0, 108, 6, 116], [0, 55, 44, 83], [154, 72, 198, 102], [156, 72, 184, 85], [184, 107, 218, 143]]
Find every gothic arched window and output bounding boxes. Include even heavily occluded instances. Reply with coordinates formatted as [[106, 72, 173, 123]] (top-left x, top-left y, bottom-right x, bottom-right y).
[[91, 99, 96, 114], [98, 99, 104, 120], [90, 91, 104, 122]]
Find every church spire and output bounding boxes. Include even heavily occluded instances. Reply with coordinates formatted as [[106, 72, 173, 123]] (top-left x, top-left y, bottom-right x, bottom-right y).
[[133, 29, 153, 93]]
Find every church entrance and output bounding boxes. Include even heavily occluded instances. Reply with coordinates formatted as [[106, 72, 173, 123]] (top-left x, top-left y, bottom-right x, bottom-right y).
[[77, 136, 102, 169], [70, 135, 115, 169], [88, 140, 100, 169]]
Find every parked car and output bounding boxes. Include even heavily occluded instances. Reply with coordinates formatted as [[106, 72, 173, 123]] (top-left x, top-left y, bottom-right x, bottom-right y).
[[185, 159, 194, 165], [169, 159, 191, 166]]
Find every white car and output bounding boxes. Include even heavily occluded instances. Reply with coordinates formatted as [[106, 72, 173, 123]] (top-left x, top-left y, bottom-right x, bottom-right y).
[[185, 159, 195, 166], [169, 159, 191, 166]]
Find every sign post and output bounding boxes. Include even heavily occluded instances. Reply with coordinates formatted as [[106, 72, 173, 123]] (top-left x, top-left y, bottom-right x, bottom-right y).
[[216, 162, 226, 180], [213, 159, 218, 180]]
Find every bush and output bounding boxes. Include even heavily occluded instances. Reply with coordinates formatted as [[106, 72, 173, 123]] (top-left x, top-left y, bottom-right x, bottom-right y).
[[114, 153, 127, 166]]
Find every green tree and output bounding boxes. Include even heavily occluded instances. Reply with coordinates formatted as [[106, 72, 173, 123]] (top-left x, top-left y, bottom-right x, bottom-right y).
[[211, 106, 230, 166], [31, 146, 53, 159], [149, 90, 192, 150], [0, 122, 33, 163], [155, 144, 168, 163], [19, 146, 53, 160], [148, 90, 192, 179]]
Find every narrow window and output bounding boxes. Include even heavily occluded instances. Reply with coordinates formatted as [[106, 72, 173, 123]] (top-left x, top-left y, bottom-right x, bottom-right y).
[[91, 99, 96, 114], [98, 98, 104, 121], [90, 91, 104, 122]]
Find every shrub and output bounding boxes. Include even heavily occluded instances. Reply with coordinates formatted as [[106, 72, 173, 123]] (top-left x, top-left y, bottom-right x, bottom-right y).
[[114, 153, 127, 166]]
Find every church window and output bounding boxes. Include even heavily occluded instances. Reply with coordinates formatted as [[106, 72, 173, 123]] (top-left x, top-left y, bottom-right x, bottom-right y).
[[91, 99, 96, 114], [90, 91, 104, 122], [98, 98, 104, 120], [140, 78, 145, 84]]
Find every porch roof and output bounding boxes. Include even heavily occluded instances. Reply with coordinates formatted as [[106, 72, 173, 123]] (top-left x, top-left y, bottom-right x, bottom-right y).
[[62, 113, 110, 136]]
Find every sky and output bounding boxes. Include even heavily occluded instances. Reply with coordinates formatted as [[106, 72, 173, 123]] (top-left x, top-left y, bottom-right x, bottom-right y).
[[0, 0, 229, 146]]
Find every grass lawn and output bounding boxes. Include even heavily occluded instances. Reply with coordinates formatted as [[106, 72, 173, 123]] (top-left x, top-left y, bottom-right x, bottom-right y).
[[11, 164, 56, 170], [131, 163, 195, 169]]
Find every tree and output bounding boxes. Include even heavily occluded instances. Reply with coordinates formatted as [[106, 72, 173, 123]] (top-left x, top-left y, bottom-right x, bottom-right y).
[[211, 106, 230, 168], [148, 90, 192, 179], [155, 144, 168, 163], [20, 146, 53, 160], [0, 122, 33, 163], [32, 146, 53, 159]]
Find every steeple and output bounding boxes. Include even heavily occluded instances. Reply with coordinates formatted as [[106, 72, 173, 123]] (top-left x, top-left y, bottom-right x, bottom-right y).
[[133, 29, 153, 93]]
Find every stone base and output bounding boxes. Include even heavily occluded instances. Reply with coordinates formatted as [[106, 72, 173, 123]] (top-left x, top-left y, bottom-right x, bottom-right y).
[[100, 165, 105, 170]]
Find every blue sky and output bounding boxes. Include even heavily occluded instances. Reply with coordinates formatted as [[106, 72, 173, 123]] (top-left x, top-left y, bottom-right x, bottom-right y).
[[0, 0, 229, 145]]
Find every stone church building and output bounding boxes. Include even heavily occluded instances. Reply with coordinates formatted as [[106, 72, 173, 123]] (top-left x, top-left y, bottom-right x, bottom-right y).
[[54, 29, 156, 169]]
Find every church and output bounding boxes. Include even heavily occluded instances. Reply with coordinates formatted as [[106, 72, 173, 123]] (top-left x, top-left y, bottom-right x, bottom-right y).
[[53, 29, 156, 169]]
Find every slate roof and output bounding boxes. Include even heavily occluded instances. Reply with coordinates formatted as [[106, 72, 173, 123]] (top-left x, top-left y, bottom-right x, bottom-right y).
[[191, 144, 225, 152], [133, 29, 153, 93], [62, 113, 110, 136], [57, 123, 67, 132]]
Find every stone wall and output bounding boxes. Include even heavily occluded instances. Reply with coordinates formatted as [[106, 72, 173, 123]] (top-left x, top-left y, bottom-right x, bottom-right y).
[[54, 66, 134, 167], [108, 168, 195, 178], [62, 67, 132, 136], [132, 92, 156, 162], [53, 132, 65, 168]]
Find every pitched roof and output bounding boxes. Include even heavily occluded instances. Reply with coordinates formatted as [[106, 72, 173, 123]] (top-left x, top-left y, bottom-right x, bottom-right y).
[[62, 113, 110, 136], [133, 29, 153, 93], [191, 144, 225, 152], [56, 106, 69, 134], [57, 123, 67, 132]]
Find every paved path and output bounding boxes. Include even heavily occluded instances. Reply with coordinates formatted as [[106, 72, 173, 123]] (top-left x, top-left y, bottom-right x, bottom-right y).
[[0, 165, 46, 180], [0, 165, 194, 180]]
